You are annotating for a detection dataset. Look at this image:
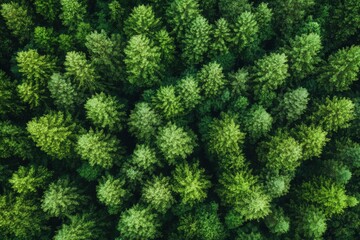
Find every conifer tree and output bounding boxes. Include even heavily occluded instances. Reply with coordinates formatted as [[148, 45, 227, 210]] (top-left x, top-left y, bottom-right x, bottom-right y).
[[27, 112, 77, 159], [154, 29, 175, 66], [42, 178, 87, 217], [152, 85, 184, 119], [97, 175, 127, 214], [60, 0, 86, 30], [76, 129, 122, 169], [34, 26, 57, 53], [210, 18, 232, 56], [243, 105, 273, 141], [34, 0, 60, 22], [182, 16, 211, 65], [124, 34, 162, 87], [117, 205, 160, 240], [172, 161, 211, 206], [294, 206, 327, 239], [218, 0, 251, 22], [264, 207, 290, 235], [177, 75, 201, 111], [197, 61, 227, 98], [0, 71, 23, 116], [254, 3, 273, 42], [279, 87, 309, 122], [130, 144, 160, 173], [48, 73, 78, 111], [233, 11, 259, 51], [124, 5, 160, 38]]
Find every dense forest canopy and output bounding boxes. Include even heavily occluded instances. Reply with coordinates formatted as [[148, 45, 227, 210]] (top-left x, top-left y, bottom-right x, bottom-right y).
[[0, 0, 360, 239]]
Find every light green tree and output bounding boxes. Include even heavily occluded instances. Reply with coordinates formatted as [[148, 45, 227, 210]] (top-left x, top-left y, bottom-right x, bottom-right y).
[[243, 105, 273, 141], [152, 85, 184, 119], [177, 75, 201, 111], [60, 0, 86, 30], [210, 18, 232, 57], [97, 175, 127, 214], [124, 5, 160, 37], [154, 29, 175, 65], [48, 73, 78, 111], [233, 11, 259, 51], [130, 144, 160, 173], [279, 87, 309, 122], [197, 61, 227, 98], [172, 161, 211, 206], [27, 112, 77, 159]]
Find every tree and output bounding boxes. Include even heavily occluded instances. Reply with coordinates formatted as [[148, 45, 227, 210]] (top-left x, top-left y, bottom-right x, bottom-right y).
[[97, 175, 127, 214], [152, 85, 184, 119], [9, 165, 52, 195], [293, 124, 328, 160], [42, 178, 87, 217], [34, 26, 57, 53], [128, 102, 162, 142], [318, 46, 360, 92], [254, 3, 273, 42], [218, 0, 251, 22], [130, 144, 160, 173], [117, 205, 160, 240], [141, 175, 174, 213], [210, 18, 232, 57], [177, 75, 201, 111], [154, 29, 175, 66], [0, 2, 33, 42], [172, 161, 211, 206], [166, 0, 200, 40], [258, 131, 302, 173], [286, 33, 322, 80], [34, 0, 60, 22], [48, 73, 78, 111], [0, 71, 23, 116], [85, 92, 126, 131], [294, 206, 327, 239], [124, 34, 162, 87], [311, 97, 355, 132], [207, 114, 245, 158], [156, 123, 196, 164], [27, 112, 77, 159], [182, 16, 212, 65], [60, 0, 86, 30], [64, 51, 100, 91], [279, 87, 309, 122], [233, 11, 259, 51], [197, 61, 227, 98], [124, 5, 160, 38], [264, 207, 290, 235], [243, 105, 273, 141], [76, 129, 122, 169], [298, 177, 358, 216]]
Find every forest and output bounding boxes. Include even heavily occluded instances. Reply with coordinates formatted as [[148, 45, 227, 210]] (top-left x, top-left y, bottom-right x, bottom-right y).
[[0, 0, 359, 239]]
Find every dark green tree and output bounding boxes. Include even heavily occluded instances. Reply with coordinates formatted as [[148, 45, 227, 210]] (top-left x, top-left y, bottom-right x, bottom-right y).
[[210, 18, 232, 57], [264, 207, 290, 235], [48, 73, 78, 111], [34, 0, 60, 22], [233, 11, 259, 52], [243, 105, 273, 141], [279, 87, 309, 122], [218, 0, 251, 22]]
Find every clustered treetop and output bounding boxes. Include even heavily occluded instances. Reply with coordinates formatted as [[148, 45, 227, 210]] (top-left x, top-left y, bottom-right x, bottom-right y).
[[0, 0, 359, 239]]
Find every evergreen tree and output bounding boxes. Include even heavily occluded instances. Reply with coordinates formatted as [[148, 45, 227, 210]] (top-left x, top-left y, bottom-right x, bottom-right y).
[[279, 87, 309, 122], [96, 175, 127, 214], [197, 61, 227, 98], [182, 16, 211, 65], [76, 129, 122, 169], [218, 0, 251, 22], [124, 5, 160, 38], [117, 205, 160, 240], [130, 144, 160, 173], [233, 11, 259, 51], [48, 73, 78, 111], [141, 175, 174, 213], [294, 206, 327, 239], [254, 3, 273, 42], [0, 71, 23, 116], [264, 207, 290, 235], [34, 0, 60, 22], [152, 85, 184, 119], [0, 2, 33, 42], [128, 102, 162, 142], [154, 29, 176, 66], [27, 112, 77, 159], [124, 34, 162, 87], [60, 0, 86, 30], [210, 18, 232, 57], [177, 75, 201, 111], [243, 105, 273, 141], [42, 178, 87, 217], [34, 26, 57, 54], [172, 161, 211, 206], [85, 92, 126, 131], [156, 123, 196, 164]]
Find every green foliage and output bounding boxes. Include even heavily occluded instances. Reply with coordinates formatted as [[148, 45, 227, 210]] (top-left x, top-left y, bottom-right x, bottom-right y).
[[207, 114, 245, 158], [34, 0, 60, 22], [128, 102, 161, 142], [263, 173, 291, 198], [154, 29, 175, 65], [141, 175, 174, 213], [218, 0, 251, 22], [117, 205, 160, 240], [295, 206, 327, 239], [9, 165, 51, 194], [311, 97, 355, 132], [258, 131, 302, 173], [97, 175, 127, 214], [130, 144, 160, 172], [299, 177, 358, 216], [166, 0, 200, 40], [177, 75, 201, 111], [152, 85, 184, 119], [233, 11, 259, 51], [156, 123, 195, 164], [0, 2, 33, 42], [318, 46, 360, 92], [60, 0, 86, 30], [124, 34, 162, 87], [108, 0, 124, 24], [197, 61, 226, 98], [124, 5, 160, 37], [17, 82, 44, 108], [211, 18, 232, 56], [182, 16, 211, 65], [0, 195, 45, 239], [76, 129, 122, 169], [48, 73, 78, 111], [254, 3, 273, 41], [42, 178, 87, 217], [34, 26, 57, 53], [64, 51, 100, 91], [77, 162, 102, 182], [85, 92, 125, 131], [172, 161, 211, 206], [320, 160, 352, 185], [264, 207, 290, 235], [243, 105, 272, 141], [286, 33, 322, 80], [0, 71, 23, 116], [279, 87, 309, 122], [27, 112, 77, 159]]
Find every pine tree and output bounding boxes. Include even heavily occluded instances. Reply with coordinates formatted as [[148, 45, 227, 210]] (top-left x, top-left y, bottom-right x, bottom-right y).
[[76, 129, 122, 169], [177, 75, 201, 111], [0, 71, 23, 116], [34, 26, 57, 53], [48, 73, 78, 111], [254, 3, 273, 42], [182, 16, 212, 65], [41, 178, 87, 217], [233, 11, 259, 51], [34, 0, 60, 22], [129, 144, 160, 173], [154, 29, 175, 66], [243, 105, 273, 141], [124, 5, 160, 38], [97, 175, 127, 214], [60, 0, 86, 30], [172, 161, 211, 206], [279, 87, 309, 122], [27, 112, 77, 159], [117, 205, 160, 240], [264, 207, 290, 235], [156, 123, 196, 164], [218, 0, 251, 22], [210, 18, 232, 57], [124, 34, 162, 87], [294, 206, 327, 239], [152, 85, 184, 119], [197, 61, 227, 98]]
